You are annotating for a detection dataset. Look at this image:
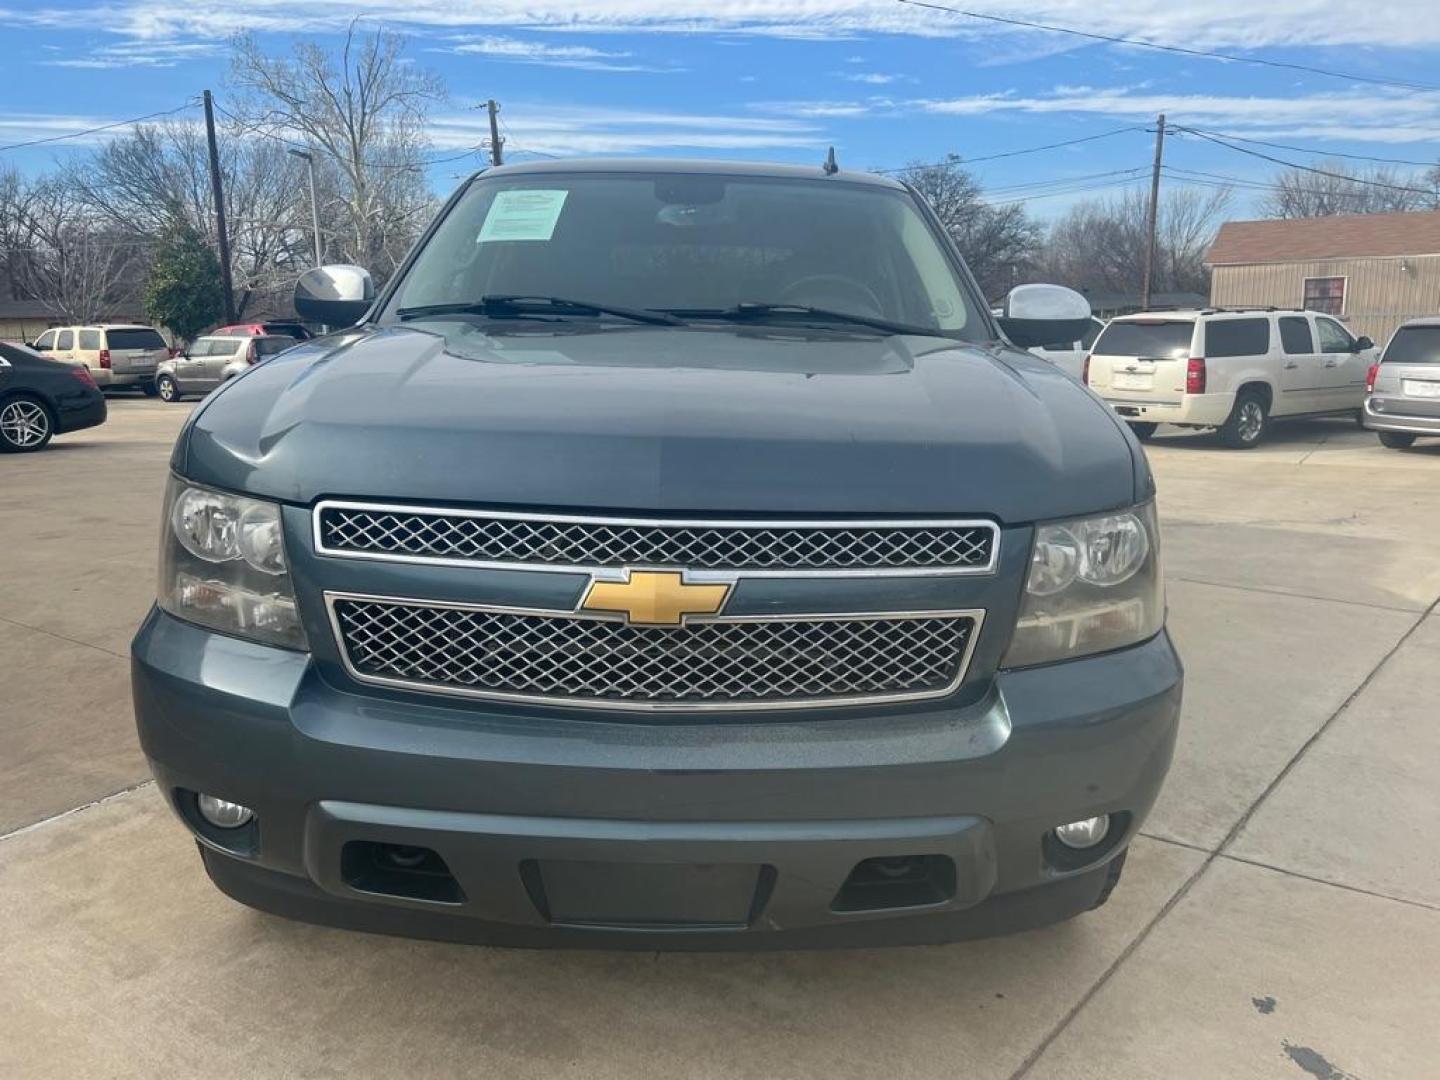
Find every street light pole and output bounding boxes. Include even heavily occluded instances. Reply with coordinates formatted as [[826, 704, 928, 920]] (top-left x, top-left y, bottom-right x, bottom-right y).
[[287, 148, 323, 268]]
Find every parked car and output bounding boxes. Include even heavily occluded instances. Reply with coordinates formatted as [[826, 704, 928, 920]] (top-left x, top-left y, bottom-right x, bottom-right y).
[[1363, 317, 1440, 449], [0, 340, 106, 452], [132, 158, 1181, 949], [214, 321, 312, 342], [1029, 316, 1105, 380], [154, 334, 296, 402], [31, 324, 169, 394], [1086, 308, 1377, 448]]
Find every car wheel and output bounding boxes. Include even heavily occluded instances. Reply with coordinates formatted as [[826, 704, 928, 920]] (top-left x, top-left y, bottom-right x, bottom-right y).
[[1127, 422, 1158, 441], [1378, 431, 1416, 449], [1087, 849, 1128, 911], [140, 379, 160, 398], [0, 394, 55, 453], [156, 375, 182, 403], [1218, 391, 1268, 449]]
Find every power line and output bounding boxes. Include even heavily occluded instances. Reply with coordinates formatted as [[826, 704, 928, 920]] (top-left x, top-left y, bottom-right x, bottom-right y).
[[1173, 126, 1440, 194], [895, 0, 1440, 93], [1172, 127, 1440, 169], [1163, 164, 1439, 201], [876, 125, 1143, 174], [0, 101, 199, 154]]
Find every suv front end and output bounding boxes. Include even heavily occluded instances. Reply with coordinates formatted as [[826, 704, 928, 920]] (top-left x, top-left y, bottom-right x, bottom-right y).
[[132, 160, 1180, 948]]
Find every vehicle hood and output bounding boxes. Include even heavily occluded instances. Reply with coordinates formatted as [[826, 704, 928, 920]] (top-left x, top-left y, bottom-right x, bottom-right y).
[[180, 323, 1140, 522]]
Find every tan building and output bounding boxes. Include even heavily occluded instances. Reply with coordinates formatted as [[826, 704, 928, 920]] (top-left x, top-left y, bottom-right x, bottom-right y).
[[1206, 210, 1440, 346]]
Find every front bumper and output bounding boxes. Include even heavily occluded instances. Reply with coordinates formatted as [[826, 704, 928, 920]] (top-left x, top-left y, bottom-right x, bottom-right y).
[[132, 609, 1182, 949]]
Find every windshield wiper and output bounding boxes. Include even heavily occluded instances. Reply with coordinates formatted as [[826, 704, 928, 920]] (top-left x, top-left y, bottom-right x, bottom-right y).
[[663, 303, 935, 337], [397, 295, 683, 327]]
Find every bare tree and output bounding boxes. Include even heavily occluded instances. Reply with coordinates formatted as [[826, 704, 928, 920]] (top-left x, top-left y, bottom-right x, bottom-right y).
[[0, 167, 139, 323], [69, 121, 309, 318], [1258, 159, 1440, 218], [898, 155, 1042, 300], [229, 22, 443, 283], [1040, 185, 1232, 298]]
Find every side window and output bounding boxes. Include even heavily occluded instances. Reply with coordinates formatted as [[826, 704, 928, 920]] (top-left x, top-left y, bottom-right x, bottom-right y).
[[1315, 318, 1354, 353], [1278, 316, 1314, 355], [188, 340, 211, 357], [33, 330, 56, 351], [56, 329, 74, 350], [1079, 318, 1104, 350], [1203, 318, 1270, 358], [79, 329, 102, 350]]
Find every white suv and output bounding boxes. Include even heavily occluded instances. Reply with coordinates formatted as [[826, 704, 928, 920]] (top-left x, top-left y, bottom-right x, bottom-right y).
[[1085, 309, 1378, 448], [31, 324, 170, 393]]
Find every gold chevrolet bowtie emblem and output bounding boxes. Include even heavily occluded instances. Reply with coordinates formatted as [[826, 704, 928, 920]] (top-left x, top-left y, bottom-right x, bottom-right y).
[[580, 571, 731, 626]]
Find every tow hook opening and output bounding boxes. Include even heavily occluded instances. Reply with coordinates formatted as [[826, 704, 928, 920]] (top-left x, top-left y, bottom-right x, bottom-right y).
[[832, 854, 957, 913], [341, 841, 466, 905]]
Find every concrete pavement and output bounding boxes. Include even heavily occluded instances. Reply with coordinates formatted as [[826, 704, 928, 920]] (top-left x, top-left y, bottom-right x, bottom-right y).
[[2, 403, 1437, 1078]]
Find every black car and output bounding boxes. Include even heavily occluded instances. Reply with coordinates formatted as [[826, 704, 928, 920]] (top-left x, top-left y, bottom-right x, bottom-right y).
[[0, 340, 107, 452], [133, 159, 1180, 949]]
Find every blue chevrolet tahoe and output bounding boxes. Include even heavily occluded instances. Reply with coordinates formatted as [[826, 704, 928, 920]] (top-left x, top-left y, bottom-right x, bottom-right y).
[[131, 159, 1181, 948]]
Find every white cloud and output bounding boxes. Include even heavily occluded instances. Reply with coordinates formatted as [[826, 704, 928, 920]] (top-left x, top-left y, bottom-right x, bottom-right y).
[[839, 71, 903, 85], [38, 38, 219, 69], [4, 1, 1439, 49], [910, 85, 1440, 142], [438, 34, 678, 72], [427, 104, 825, 157]]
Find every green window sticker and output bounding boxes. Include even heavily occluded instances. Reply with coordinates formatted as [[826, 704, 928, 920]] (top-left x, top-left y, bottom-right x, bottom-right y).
[[477, 189, 569, 243]]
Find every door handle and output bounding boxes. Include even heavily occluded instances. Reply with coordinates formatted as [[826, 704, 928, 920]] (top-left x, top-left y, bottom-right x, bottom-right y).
[[1324, 360, 1337, 367], [1283, 361, 1298, 369]]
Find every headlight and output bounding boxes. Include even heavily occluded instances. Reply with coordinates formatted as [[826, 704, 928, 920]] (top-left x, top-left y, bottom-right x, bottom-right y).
[[1002, 502, 1163, 668], [158, 477, 308, 649]]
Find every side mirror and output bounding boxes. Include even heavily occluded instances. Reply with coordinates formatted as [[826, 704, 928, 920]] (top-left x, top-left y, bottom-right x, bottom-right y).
[[1354, 335, 1374, 351], [294, 264, 375, 326], [997, 284, 1092, 350]]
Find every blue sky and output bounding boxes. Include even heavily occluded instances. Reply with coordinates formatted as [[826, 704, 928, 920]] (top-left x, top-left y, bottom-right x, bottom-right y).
[[2, 1, 1439, 219]]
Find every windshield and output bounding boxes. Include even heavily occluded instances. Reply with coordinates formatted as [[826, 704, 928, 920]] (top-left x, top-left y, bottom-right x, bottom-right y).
[[385, 172, 983, 339], [1093, 320, 1195, 359], [1384, 326, 1440, 364]]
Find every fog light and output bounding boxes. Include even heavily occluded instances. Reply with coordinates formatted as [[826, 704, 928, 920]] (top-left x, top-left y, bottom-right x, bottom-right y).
[[197, 794, 254, 829], [1054, 815, 1110, 849]]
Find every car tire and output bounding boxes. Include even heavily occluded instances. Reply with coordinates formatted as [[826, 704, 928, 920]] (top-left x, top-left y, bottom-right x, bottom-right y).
[[0, 393, 55, 453], [140, 379, 160, 398], [1087, 849, 1128, 911], [1127, 422, 1158, 441], [156, 375, 183, 403], [1218, 391, 1268, 449], [1378, 431, 1416, 449]]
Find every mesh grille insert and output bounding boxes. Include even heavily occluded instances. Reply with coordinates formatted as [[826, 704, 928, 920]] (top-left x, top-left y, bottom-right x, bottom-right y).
[[318, 506, 995, 572], [332, 598, 976, 709]]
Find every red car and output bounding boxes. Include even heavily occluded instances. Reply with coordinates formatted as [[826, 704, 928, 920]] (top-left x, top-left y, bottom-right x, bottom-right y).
[[214, 321, 312, 342]]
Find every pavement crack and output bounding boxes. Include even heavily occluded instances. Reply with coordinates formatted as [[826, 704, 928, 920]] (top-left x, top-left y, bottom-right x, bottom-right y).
[[0, 780, 155, 845], [0, 613, 128, 660], [1217, 853, 1440, 913]]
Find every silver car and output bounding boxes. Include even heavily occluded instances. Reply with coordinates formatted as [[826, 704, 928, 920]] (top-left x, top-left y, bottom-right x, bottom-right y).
[[1363, 318, 1440, 449], [155, 334, 296, 402]]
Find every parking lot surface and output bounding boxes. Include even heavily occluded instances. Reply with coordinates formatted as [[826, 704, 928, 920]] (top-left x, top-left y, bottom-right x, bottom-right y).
[[3, 401, 1438, 1079]]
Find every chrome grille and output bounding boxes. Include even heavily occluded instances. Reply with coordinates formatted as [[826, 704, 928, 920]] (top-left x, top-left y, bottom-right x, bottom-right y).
[[315, 503, 996, 574], [330, 596, 979, 710]]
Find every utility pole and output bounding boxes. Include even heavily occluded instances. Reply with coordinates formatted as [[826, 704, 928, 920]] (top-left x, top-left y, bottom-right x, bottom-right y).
[[486, 99, 504, 166], [287, 148, 323, 268], [203, 90, 236, 324], [1139, 113, 1166, 313]]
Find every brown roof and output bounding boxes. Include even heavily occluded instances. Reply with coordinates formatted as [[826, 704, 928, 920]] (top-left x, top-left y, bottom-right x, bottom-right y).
[[1206, 210, 1440, 265]]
